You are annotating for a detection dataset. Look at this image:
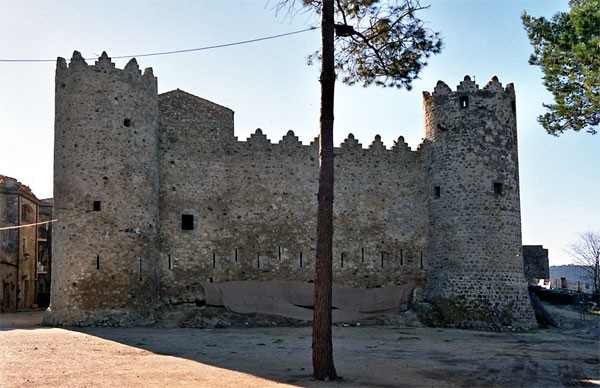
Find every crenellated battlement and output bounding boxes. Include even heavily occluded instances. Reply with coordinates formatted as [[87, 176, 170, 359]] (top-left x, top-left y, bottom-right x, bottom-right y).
[[423, 75, 518, 143], [56, 51, 156, 85], [425, 75, 515, 98], [203, 128, 421, 161], [238, 129, 416, 154]]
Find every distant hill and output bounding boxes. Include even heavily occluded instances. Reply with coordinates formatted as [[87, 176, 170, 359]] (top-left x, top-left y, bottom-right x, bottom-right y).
[[549, 265, 594, 292]]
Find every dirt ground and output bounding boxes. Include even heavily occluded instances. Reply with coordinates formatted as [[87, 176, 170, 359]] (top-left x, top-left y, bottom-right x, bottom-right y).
[[1, 304, 598, 388]]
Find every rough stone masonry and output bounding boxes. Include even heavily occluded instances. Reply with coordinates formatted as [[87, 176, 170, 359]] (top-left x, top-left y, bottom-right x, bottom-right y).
[[43, 51, 536, 330]]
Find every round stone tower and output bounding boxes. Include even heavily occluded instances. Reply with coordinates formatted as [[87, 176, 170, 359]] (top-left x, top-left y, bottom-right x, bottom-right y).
[[44, 52, 160, 326], [422, 76, 536, 330]]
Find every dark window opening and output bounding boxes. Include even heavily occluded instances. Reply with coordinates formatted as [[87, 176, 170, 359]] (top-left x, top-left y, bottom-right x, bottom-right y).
[[494, 182, 504, 195], [181, 214, 194, 230], [433, 186, 441, 198], [93, 201, 102, 211], [459, 96, 469, 108], [21, 205, 31, 221], [124, 118, 132, 127]]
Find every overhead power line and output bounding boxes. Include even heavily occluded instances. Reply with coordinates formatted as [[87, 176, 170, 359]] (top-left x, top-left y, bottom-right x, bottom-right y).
[[0, 27, 317, 63], [0, 219, 57, 231], [0, 208, 96, 230]]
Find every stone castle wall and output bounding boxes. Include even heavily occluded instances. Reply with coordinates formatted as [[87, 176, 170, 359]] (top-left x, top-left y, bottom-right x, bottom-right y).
[[158, 91, 428, 304], [45, 52, 536, 330], [423, 76, 535, 328], [47, 52, 161, 326]]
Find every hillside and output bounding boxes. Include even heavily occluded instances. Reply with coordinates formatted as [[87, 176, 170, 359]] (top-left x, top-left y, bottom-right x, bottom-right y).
[[549, 265, 594, 292]]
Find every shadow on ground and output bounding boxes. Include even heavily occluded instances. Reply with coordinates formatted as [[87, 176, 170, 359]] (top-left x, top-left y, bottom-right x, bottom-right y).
[[1, 307, 599, 387]]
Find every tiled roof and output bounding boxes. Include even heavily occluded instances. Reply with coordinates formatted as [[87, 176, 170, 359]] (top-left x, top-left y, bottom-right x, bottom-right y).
[[0, 174, 38, 199]]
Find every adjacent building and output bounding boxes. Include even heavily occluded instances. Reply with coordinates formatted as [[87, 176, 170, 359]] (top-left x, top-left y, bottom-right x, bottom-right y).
[[0, 175, 52, 312], [522, 245, 550, 285]]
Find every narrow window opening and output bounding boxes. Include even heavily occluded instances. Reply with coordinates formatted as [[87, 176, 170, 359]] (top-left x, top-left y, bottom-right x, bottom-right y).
[[381, 252, 385, 268], [361, 248, 365, 263], [181, 214, 194, 230], [168, 254, 172, 270], [212, 252, 216, 269], [433, 186, 441, 198], [400, 249, 404, 266], [21, 205, 32, 221], [234, 249, 238, 262], [341, 252, 344, 268], [278, 246, 281, 261], [123, 118, 132, 127], [93, 201, 102, 211], [420, 252, 424, 269], [459, 96, 469, 108], [299, 252, 303, 268], [493, 182, 504, 195], [256, 253, 260, 269], [96, 254, 100, 270]]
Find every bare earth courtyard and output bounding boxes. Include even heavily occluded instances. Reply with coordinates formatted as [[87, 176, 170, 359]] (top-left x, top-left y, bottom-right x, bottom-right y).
[[1, 306, 598, 388]]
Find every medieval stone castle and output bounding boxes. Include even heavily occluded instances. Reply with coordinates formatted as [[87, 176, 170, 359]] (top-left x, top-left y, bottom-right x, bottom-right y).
[[43, 51, 536, 329]]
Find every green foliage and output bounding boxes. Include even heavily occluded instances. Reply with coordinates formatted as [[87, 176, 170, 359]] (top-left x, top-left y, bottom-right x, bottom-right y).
[[301, 0, 442, 89], [522, 0, 600, 135]]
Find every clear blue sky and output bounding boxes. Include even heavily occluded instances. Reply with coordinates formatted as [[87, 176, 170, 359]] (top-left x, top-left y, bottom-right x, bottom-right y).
[[1, 0, 598, 265]]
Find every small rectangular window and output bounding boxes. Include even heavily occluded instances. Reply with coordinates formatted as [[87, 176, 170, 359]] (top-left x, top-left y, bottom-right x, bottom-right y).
[[93, 201, 102, 211], [493, 182, 504, 195], [433, 186, 441, 198], [124, 118, 132, 127], [459, 96, 468, 108], [181, 214, 194, 230]]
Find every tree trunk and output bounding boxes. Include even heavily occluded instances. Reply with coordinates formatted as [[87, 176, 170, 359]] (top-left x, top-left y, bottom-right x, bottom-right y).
[[312, 0, 337, 381]]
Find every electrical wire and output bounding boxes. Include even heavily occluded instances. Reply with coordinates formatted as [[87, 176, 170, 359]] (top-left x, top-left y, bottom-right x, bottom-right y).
[[0, 209, 95, 231], [0, 27, 317, 63], [0, 219, 57, 231]]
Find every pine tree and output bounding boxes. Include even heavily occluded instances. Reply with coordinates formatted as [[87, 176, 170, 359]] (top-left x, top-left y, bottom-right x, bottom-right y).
[[279, 0, 442, 380], [522, 0, 600, 135]]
